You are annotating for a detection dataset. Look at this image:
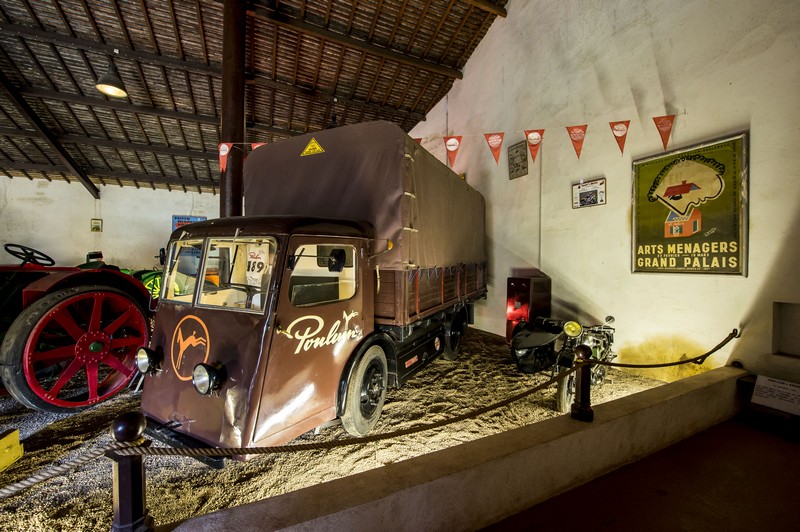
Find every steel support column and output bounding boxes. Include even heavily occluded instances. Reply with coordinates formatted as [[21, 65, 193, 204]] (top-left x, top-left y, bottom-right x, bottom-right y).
[[220, 0, 246, 217]]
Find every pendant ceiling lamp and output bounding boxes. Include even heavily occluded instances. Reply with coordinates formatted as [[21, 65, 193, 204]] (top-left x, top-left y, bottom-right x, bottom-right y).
[[95, 62, 127, 99]]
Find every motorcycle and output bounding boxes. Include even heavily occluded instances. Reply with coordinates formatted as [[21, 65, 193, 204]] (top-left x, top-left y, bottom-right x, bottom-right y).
[[509, 315, 616, 413]]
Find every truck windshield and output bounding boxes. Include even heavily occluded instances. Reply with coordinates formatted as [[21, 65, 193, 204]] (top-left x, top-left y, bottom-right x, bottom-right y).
[[197, 237, 277, 313], [161, 239, 204, 303]]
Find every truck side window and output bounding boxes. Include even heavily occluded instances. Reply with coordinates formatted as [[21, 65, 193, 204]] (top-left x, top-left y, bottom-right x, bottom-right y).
[[289, 244, 356, 307], [162, 239, 204, 303], [196, 237, 277, 313]]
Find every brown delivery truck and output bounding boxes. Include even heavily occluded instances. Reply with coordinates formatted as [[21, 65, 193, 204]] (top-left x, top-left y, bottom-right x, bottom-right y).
[[135, 121, 487, 454]]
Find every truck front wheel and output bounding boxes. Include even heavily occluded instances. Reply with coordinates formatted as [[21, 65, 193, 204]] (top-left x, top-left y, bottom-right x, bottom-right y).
[[341, 345, 388, 437]]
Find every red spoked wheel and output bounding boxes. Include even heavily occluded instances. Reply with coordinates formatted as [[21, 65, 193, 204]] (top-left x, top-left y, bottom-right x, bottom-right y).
[[0, 285, 148, 412]]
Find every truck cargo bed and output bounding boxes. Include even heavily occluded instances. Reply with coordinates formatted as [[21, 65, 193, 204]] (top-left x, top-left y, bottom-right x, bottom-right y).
[[375, 263, 487, 326]]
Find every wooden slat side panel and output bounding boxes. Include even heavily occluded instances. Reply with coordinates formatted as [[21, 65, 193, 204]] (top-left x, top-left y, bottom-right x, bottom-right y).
[[374, 268, 396, 319]]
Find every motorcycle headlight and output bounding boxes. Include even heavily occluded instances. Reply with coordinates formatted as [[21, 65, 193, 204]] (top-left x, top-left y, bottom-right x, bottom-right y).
[[192, 362, 226, 395], [135, 347, 162, 374], [563, 321, 583, 337]]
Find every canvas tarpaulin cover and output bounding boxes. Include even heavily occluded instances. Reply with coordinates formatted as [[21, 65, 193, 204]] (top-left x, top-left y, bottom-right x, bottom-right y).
[[243, 121, 485, 271]]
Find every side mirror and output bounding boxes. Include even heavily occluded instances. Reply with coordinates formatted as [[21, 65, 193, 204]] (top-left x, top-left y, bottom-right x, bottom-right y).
[[328, 249, 346, 272], [288, 247, 305, 271], [156, 248, 166, 266]]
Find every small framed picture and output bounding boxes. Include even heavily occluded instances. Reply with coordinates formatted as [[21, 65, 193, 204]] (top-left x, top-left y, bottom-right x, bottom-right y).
[[572, 178, 606, 208], [90, 218, 103, 232], [508, 140, 528, 180]]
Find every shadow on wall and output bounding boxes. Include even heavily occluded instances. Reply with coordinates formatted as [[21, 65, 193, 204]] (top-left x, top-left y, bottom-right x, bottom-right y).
[[732, 207, 800, 378]]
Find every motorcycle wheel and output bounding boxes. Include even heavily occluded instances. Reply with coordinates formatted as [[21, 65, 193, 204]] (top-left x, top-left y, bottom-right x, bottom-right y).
[[555, 366, 575, 413]]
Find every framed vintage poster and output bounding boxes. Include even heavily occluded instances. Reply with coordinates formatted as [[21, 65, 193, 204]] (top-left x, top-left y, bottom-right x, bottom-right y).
[[632, 132, 748, 275], [572, 178, 606, 209], [508, 140, 528, 180]]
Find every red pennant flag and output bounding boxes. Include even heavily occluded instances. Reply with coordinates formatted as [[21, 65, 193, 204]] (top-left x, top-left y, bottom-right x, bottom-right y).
[[413, 138, 422, 144], [483, 132, 505, 164], [219, 143, 233, 172], [524, 129, 545, 162], [653, 115, 675, 149], [251, 142, 266, 150], [566, 125, 588, 159], [608, 120, 631, 154], [443, 136, 462, 167]]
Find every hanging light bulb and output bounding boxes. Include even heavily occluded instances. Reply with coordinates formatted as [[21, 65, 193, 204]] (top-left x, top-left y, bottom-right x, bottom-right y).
[[95, 62, 127, 99]]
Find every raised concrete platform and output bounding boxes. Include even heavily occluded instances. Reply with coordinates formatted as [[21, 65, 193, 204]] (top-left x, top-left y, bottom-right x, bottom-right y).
[[170, 366, 748, 531]]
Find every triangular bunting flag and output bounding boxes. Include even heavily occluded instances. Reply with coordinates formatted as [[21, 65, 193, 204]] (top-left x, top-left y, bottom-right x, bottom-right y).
[[524, 129, 545, 162], [608, 120, 631, 154], [483, 132, 504, 164], [443, 136, 462, 167], [653, 115, 675, 150], [251, 142, 266, 150], [413, 138, 422, 144], [566, 125, 588, 159], [218, 143, 233, 172]]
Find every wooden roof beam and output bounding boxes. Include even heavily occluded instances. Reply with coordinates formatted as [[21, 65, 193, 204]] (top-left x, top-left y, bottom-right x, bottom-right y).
[[20, 87, 304, 136], [247, 75, 426, 122], [248, 3, 463, 79], [0, 70, 100, 198], [463, 0, 507, 18], [0, 127, 214, 159], [4, 162, 215, 189], [0, 22, 217, 76]]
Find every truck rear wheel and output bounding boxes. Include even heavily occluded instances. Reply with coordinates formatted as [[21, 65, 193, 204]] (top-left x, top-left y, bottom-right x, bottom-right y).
[[442, 309, 467, 360], [0, 285, 148, 412], [341, 345, 388, 436]]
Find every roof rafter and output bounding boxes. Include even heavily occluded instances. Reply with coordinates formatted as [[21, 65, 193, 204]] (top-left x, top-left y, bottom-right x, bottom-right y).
[[0, 127, 214, 159], [20, 86, 303, 137], [463, 0, 507, 17], [0, 70, 100, 198], [248, 2, 463, 80], [4, 161, 216, 190]]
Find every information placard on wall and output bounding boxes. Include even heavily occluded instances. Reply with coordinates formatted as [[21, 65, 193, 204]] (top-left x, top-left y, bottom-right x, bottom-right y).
[[172, 215, 206, 231], [572, 178, 606, 208]]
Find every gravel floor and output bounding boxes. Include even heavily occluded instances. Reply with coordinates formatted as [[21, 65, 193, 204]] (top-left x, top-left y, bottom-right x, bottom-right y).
[[0, 329, 664, 531]]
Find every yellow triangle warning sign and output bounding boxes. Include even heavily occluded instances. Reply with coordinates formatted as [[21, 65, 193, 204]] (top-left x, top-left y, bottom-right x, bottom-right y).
[[300, 137, 325, 156]]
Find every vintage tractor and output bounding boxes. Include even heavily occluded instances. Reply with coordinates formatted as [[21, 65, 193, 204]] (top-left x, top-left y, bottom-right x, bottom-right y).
[[0, 243, 152, 413]]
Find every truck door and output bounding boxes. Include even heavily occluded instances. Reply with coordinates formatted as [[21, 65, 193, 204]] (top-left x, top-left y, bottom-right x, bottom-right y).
[[253, 235, 368, 444]]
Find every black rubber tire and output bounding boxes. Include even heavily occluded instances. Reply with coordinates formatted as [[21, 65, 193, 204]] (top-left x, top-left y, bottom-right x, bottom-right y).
[[0, 285, 147, 413], [555, 366, 575, 413], [442, 309, 467, 361], [341, 345, 388, 436]]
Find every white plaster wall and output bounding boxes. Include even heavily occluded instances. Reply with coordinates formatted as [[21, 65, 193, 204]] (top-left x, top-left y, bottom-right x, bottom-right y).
[[411, 0, 800, 381], [0, 179, 218, 269]]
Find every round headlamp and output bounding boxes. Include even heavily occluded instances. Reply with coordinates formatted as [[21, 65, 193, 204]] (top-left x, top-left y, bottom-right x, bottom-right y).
[[135, 347, 162, 374], [563, 321, 583, 338], [192, 362, 226, 395]]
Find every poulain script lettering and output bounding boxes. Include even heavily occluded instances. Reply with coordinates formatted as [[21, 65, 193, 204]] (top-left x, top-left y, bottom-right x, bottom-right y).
[[285, 310, 362, 354]]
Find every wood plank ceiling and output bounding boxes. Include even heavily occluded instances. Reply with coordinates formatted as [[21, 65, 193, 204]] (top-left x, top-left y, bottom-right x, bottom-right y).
[[0, 0, 507, 196]]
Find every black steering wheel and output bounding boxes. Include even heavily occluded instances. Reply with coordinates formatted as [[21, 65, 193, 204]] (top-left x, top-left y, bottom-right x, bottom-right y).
[[4, 243, 55, 266]]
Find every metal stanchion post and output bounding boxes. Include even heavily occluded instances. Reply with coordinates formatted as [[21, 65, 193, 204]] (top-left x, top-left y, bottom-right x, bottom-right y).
[[570, 344, 594, 422], [107, 412, 153, 532]]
